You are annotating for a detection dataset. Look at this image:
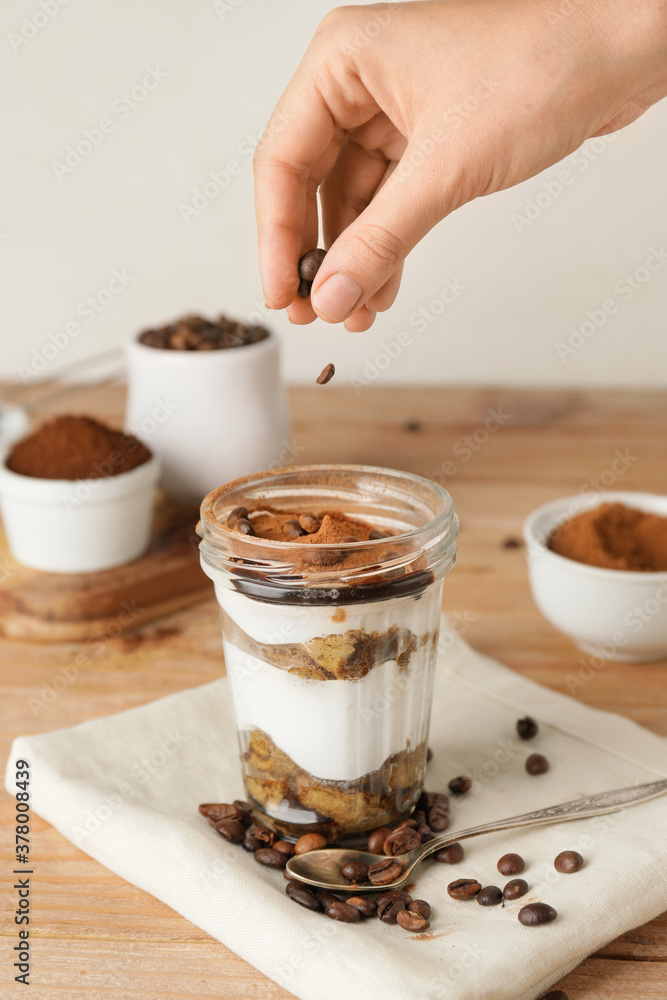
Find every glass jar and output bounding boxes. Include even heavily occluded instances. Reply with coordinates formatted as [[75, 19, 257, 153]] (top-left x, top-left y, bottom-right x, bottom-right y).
[[198, 464, 458, 842]]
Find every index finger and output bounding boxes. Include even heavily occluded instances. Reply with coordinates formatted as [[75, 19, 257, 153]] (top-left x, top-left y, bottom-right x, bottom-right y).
[[253, 81, 337, 310]]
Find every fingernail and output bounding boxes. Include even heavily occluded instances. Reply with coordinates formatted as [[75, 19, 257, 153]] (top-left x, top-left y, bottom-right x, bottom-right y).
[[312, 274, 362, 322]]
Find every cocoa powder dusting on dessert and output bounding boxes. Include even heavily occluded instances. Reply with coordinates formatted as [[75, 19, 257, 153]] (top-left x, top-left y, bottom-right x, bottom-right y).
[[548, 502, 667, 571], [6, 415, 152, 481], [247, 509, 375, 545]]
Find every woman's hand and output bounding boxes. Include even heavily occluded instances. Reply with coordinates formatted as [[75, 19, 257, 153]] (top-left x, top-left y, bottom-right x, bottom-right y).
[[254, 0, 667, 331]]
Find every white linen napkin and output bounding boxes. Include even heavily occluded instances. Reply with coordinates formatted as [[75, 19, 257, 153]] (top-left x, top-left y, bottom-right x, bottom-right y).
[[6, 620, 667, 1000]]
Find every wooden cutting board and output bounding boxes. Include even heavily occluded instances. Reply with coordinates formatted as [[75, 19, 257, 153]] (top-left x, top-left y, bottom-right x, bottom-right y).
[[0, 497, 210, 641]]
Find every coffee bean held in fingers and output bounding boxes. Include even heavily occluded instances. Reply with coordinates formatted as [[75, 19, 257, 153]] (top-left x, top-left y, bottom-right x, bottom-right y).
[[297, 277, 312, 298], [517, 716, 539, 740], [526, 753, 550, 775], [316, 363, 335, 385], [433, 842, 464, 864], [503, 878, 529, 900], [477, 886, 503, 907], [497, 853, 525, 876], [299, 248, 327, 281], [518, 902, 558, 926], [447, 878, 482, 900], [554, 850, 584, 873]]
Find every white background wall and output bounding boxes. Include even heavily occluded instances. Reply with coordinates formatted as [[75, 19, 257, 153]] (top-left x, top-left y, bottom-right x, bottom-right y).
[[1, 0, 666, 388]]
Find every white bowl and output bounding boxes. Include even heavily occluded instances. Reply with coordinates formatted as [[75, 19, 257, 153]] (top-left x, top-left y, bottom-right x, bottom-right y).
[[125, 334, 290, 507], [523, 491, 667, 663], [0, 455, 160, 573]]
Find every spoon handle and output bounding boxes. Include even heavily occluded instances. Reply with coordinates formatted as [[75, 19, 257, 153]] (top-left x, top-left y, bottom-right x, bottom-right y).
[[415, 776, 667, 863]]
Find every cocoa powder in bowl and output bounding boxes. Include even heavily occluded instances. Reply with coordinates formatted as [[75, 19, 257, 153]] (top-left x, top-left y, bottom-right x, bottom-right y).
[[6, 415, 152, 481], [548, 502, 667, 572]]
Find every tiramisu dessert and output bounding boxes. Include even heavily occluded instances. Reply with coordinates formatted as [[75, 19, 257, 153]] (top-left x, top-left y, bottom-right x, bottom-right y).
[[198, 465, 458, 842]]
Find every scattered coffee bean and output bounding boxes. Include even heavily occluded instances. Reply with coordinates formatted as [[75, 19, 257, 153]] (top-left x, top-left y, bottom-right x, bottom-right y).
[[315, 890, 339, 909], [396, 908, 430, 932], [367, 827, 392, 854], [418, 824, 434, 843], [554, 850, 584, 873], [236, 517, 255, 536], [517, 716, 539, 740], [376, 890, 411, 907], [417, 790, 449, 813], [346, 895, 377, 918], [214, 819, 245, 843], [407, 899, 431, 920], [502, 536, 522, 550], [526, 753, 550, 775], [325, 900, 361, 923], [497, 853, 525, 876], [428, 805, 450, 832], [316, 363, 335, 385], [448, 776, 472, 795], [294, 833, 327, 854], [254, 847, 287, 869], [503, 878, 529, 900], [244, 834, 265, 852], [369, 528, 387, 540], [368, 857, 403, 885], [299, 248, 327, 281], [297, 277, 312, 298], [232, 800, 253, 825], [397, 817, 419, 830], [377, 896, 407, 923], [199, 802, 242, 825], [246, 825, 274, 847], [340, 534, 359, 543], [447, 878, 482, 900], [404, 419, 423, 433], [477, 886, 504, 907], [518, 902, 558, 926], [426, 747, 434, 762], [227, 507, 248, 525], [384, 827, 420, 856], [273, 840, 295, 856], [299, 513, 321, 534], [433, 842, 464, 865], [540, 992, 569, 1000], [341, 861, 369, 882], [285, 881, 322, 911], [413, 810, 427, 826], [283, 518, 305, 539]]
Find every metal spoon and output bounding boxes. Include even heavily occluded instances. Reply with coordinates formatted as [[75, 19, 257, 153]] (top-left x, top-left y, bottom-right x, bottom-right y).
[[286, 777, 667, 892]]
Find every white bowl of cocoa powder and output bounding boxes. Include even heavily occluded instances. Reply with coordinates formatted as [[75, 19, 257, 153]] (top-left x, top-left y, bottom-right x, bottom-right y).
[[0, 415, 159, 573], [523, 491, 667, 663]]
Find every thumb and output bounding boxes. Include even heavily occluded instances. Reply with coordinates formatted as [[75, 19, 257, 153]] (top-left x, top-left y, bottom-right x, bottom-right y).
[[311, 146, 451, 323]]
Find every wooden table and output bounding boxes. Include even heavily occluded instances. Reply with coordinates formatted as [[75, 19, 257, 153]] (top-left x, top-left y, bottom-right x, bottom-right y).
[[1, 386, 666, 999]]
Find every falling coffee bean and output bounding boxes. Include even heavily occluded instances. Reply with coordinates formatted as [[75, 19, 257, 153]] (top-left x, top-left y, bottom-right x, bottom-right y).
[[236, 517, 255, 536], [518, 902, 558, 926], [346, 895, 377, 917], [325, 900, 361, 923], [294, 833, 327, 854], [367, 827, 392, 854], [383, 827, 420, 856], [433, 842, 464, 865], [526, 753, 550, 775], [448, 775, 472, 795], [447, 878, 482, 900], [299, 247, 327, 281], [368, 857, 403, 885], [397, 909, 430, 932], [503, 878, 529, 900], [285, 881, 323, 911], [341, 861, 369, 882], [497, 853, 525, 876], [254, 848, 287, 869], [517, 716, 539, 740], [316, 363, 335, 385], [477, 886, 504, 907], [299, 513, 321, 534], [554, 850, 584, 873]]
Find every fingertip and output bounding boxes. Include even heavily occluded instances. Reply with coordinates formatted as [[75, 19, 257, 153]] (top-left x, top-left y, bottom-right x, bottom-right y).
[[344, 305, 376, 332]]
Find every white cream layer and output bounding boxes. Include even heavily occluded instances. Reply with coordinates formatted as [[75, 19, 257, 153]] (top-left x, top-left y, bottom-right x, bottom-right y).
[[223, 640, 436, 782]]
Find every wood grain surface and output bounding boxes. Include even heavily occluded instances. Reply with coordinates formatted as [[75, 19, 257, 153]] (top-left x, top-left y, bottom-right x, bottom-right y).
[[1, 384, 666, 1000]]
